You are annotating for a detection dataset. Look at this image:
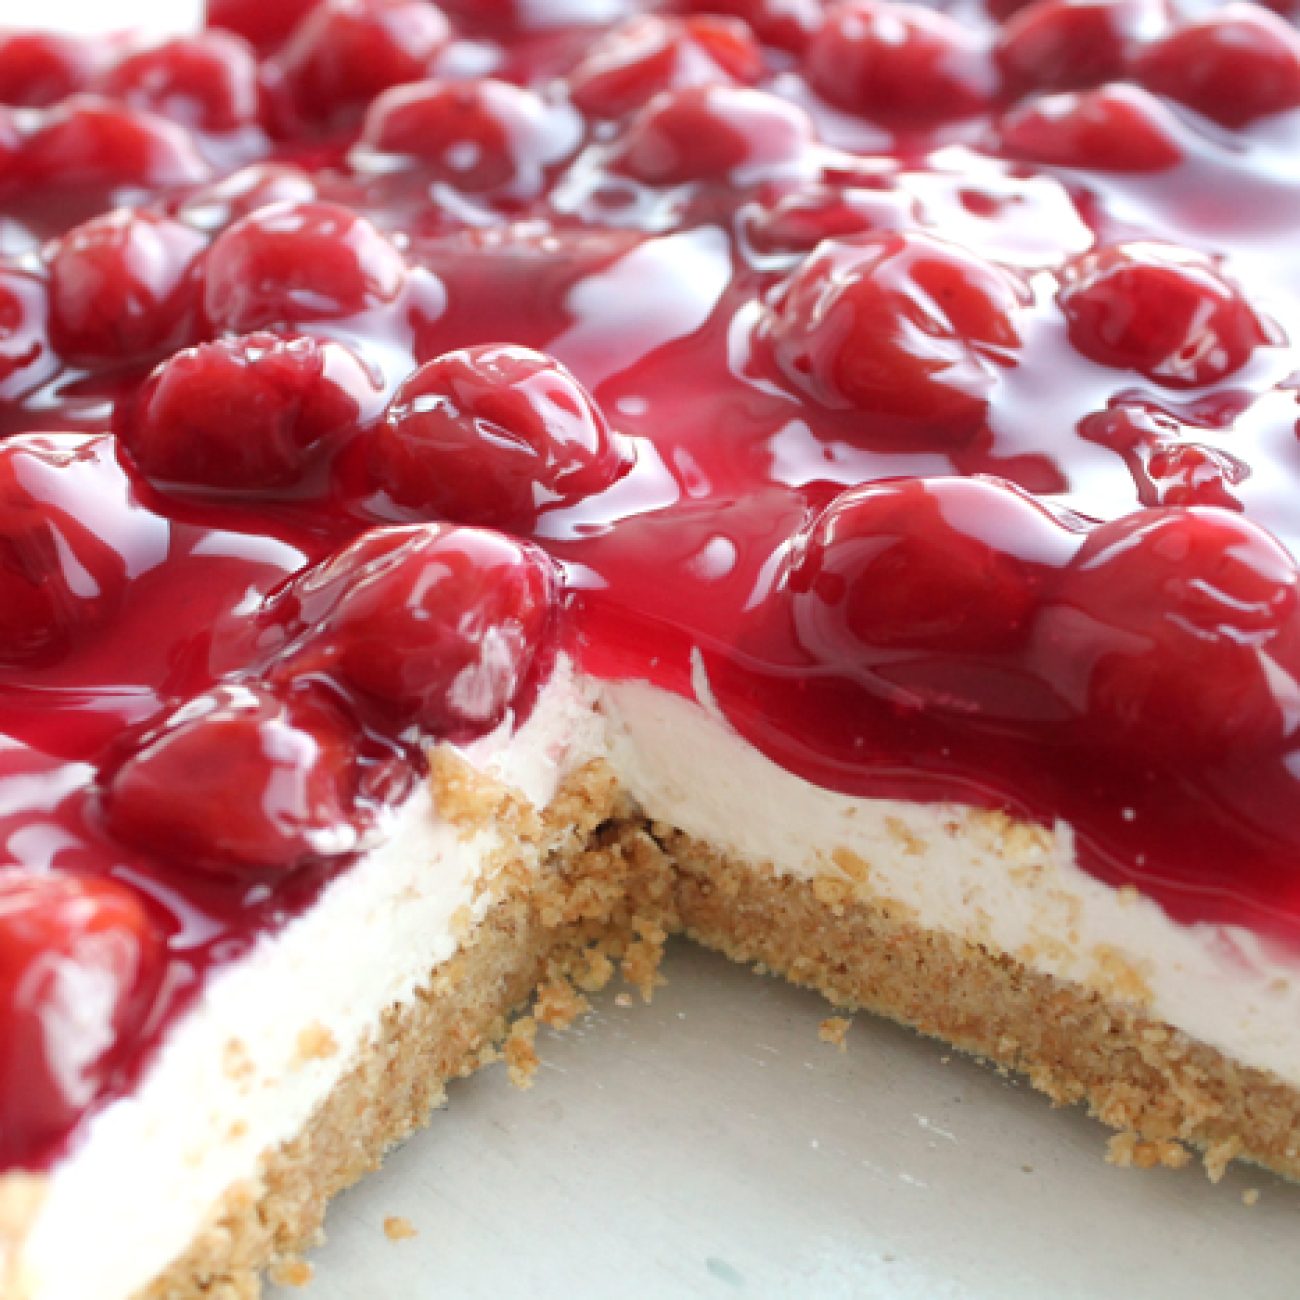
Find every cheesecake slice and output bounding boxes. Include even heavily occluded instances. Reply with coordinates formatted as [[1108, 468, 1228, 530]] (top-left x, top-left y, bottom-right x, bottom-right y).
[[6, 0, 1300, 1296]]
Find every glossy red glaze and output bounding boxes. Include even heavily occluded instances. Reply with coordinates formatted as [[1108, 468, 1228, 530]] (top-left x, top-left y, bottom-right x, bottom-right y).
[[1058, 243, 1272, 387], [5, 0, 1300, 1170], [0, 870, 161, 1167], [98, 32, 262, 133], [995, 0, 1167, 93], [374, 345, 630, 530], [566, 14, 763, 118], [203, 200, 408, 333], [46, 209, 207, 365], [358, 78, 571, 197], [15, 96, 211, 191], [1134, 4, 1300, 127], [0, 31, 96, 107], [805, 0, 997, 126], [765, 231, 1029, 433], [996, 84, 1184, 173], [276, 0, 452, 128], [273, 525, 556, 738], [116, 332, 382, 491]]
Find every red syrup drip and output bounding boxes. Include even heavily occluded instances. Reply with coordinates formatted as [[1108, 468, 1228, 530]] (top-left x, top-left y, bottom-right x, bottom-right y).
[[5, 0, 1300, 1166]]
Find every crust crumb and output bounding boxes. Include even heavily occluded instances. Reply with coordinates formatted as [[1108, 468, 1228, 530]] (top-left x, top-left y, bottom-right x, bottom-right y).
[[1105, 1131, 1191, 1171], [384, 1215, 418, 1242], [831, 848, 871, 883], [268, 1257, 313, 1288], [819, 1016, 851, 1050], [505, 1016, 540, 1089], [621, 918, 668, 1000], [222, 1038, 254, 1084], [295, 1024, 339, 1066], [884, 816, 925, 856], [1242, 1187, 1261, 1207], [1204, 1136, 1244, 1183], [1087, 945, 1154, 1007], [534, 976, 589, 1030], [429, 746, 541, 843]]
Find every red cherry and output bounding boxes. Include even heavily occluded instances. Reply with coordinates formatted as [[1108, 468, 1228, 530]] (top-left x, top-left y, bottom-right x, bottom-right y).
[[664, 0, 822, 54], [208, 0, 321, 51], [0, 265, 49, 389], [805, 0, 997, 127], [373, 345, 630, 530], [789, 476, 1078, 719], [358, 78, 574, 195], [1043, 508, 1300, 758], [1134, 5, 1300, 128], [1058, 243, 1272, 387], [610, 85, 814, 185], [0, 870, 161, 1167], [175, 163, 317, 232], [997, 84, 1183, 173], [203, 200, 408, 333], [278, 525, 556, 737], [566, 15, 763, 119], [0, 435, 137, 668], [98, 33, 261, 133], [104, 683, 371, 878], [19, 96, 210, 190], [996, 0, 1168, 94], [0, 31, 96, 107], [767, 231, 1028, 435], [278, 0, 452, 128], [46, 208, 207, 365], [116, 333, 381, 492]]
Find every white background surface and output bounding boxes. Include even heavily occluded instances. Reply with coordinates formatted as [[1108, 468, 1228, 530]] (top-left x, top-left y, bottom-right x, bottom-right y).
[[270, 943, 1300, 1300], [7, 1, 1300, 1294]]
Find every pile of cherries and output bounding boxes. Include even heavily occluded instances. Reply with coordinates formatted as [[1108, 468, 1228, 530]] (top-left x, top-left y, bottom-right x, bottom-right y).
[[3, 0, 1300, 1167]]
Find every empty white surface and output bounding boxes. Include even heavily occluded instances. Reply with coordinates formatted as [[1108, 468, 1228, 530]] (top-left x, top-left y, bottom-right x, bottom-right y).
[[270, 942, 1300, 1300]]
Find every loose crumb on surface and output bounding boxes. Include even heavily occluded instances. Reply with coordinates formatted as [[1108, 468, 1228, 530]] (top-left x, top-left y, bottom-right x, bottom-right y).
[[268, 1258, 313, 1288], [819, 1016, 852, 1050], [384, 1215, 418, 1242], [1243, 1188, 1261, 1207], [505, 1016, 540, 1089], [614, 992, 633, 1008], [1105, 1131, 1191, 1171], [294, 1023, 338, 1066], [534, 976, 589, 1030]]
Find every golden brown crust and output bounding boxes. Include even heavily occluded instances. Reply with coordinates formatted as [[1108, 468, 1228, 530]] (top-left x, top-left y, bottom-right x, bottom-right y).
[[10, 765, 1300, 1298], [122, 761, 646, 1300], [664, 828, 1300, 1182]]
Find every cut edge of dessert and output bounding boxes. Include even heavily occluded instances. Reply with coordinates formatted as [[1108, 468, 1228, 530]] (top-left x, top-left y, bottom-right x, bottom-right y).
[[10, 657, 1300, 1300]]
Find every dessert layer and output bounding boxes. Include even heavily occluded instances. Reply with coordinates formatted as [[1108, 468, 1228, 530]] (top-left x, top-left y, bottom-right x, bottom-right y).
[[671, 837, 1300, 1181], [9, 663, 605, 1300], [603, 679, 1300, 1092]]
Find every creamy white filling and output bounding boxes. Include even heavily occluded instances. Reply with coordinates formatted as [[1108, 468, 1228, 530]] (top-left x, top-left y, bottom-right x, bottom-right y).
[[602, 679, 1300, 1095], [17, 661, 603, 1300], [20, 664, 1300, 1299]]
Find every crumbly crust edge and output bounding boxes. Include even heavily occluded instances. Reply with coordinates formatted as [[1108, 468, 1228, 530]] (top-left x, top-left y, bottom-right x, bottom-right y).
[[664, 828, 1300, 1182], [7, 785, 1300, 1297]]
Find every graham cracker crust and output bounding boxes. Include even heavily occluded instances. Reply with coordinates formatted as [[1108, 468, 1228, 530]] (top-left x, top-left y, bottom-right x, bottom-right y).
[[124, 763, 674, 1300], [9, 769, 1300, 1297], [662, 827, 1300, 1183]]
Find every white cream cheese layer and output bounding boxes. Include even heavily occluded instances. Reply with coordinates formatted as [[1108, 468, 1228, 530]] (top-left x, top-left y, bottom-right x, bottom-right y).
[[17, 661, 603, 1300], [22, 662, 1300, 1300], [601, 679, 1300, 1096]]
